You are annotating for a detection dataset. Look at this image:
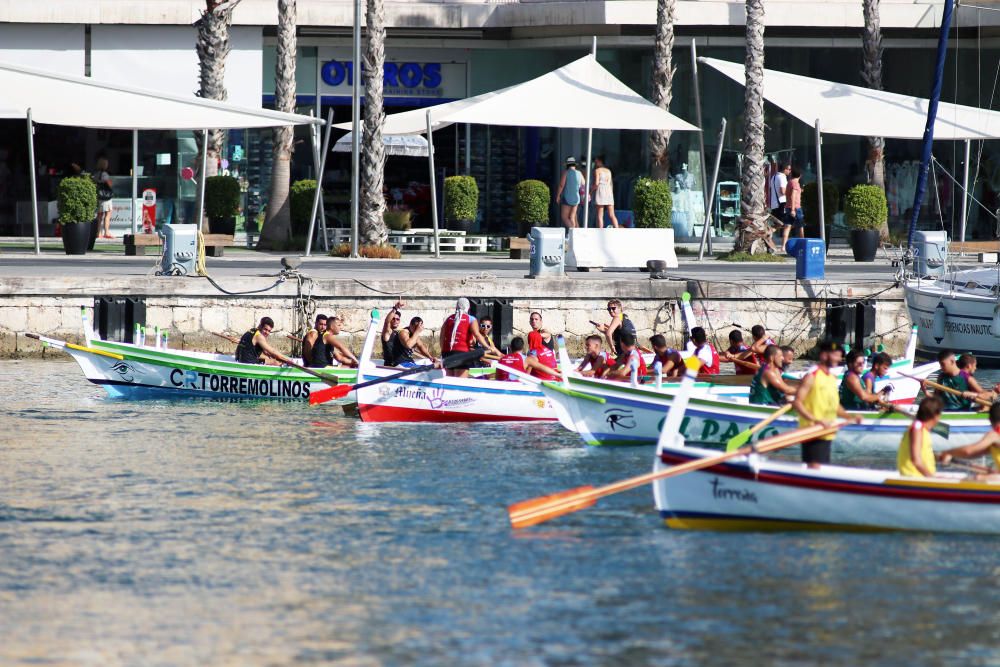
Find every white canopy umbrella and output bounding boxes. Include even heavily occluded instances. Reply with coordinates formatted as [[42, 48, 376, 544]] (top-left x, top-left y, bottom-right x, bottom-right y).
[[333, 132, 429, 157], [335, 54, 699, 254], [0, 59, 324, 254], [699, 56, 1000, 245], [699, 56, 1000, 140]]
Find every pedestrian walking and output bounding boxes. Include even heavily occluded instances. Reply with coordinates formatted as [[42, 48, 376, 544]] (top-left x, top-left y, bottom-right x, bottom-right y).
[[555, 157, 583, 230], [590, 156, 619, 229]]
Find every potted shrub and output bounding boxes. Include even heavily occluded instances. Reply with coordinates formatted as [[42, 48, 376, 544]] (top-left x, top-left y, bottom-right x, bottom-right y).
[[801, 181, 839, 240], [514, 179, 550, 236], [632, 177, 673, 228], [57, 176, 98, 255], [290, 179, 317, 238], [844, 184, 887, 262], [205, 175, 241, 235], [384, 205, 412, 231], [444, 175, 478, 232]]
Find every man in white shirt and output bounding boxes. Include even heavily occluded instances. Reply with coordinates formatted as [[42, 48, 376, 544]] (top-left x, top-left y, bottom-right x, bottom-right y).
[[769, 162, 790, 223]]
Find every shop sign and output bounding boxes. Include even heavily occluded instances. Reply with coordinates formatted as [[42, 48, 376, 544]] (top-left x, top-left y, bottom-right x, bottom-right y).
[[318, 50, 466, 100], [110, 198, 142, 230]]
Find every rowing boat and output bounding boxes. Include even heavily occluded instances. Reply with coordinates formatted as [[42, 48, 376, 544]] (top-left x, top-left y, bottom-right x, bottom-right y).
[[653, 443, 1000, 533], [538, 361, 978, 449]]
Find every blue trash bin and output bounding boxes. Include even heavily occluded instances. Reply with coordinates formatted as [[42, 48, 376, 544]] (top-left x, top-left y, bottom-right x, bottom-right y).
[[785, 238, 805, 257], [796, 239, 825, 280]]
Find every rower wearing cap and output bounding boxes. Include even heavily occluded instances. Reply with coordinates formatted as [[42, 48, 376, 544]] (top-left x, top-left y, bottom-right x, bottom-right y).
[[791, 340, 862, 469], [441, 297, 498, 377]]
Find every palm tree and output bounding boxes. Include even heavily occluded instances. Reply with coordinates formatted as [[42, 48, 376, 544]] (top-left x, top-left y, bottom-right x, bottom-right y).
[[861, 0, 889, 238], [194, 0, 242, 179], [736, 0, 769, 254], [360, 0, 388, 245], [649, 0, 676, 180], [258, 0, 297, 250]]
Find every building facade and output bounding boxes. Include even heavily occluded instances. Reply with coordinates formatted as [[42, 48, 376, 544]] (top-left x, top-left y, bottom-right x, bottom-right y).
[[0, 1, 996, 239]]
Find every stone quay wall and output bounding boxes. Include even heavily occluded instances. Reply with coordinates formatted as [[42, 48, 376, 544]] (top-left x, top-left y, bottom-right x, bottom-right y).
[[0, 276, 910, 359]]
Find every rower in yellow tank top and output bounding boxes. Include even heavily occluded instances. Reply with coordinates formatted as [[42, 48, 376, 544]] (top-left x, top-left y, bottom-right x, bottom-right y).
[[938, 402, 1000, 477], [791, 341, 861, 469], [897, 421, 937, 477]]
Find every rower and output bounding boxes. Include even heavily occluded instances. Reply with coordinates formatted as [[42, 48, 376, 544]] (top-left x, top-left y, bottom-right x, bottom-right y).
[[576, 334, 611, 377], [938, 403, 1000, 477], [527, 311, 554, 353], [389, 317, 435, 368], [791, 340, 862, 469], [312, 316, 359, 368], [235, 317, 293, 366], [604, 331, 647, 383], [596, 299, 638, 356], [933, 349, 984, 411], [496, 337, 528, 381], [440, 297, 497, 377], [302, 314, 328, 365], [749, 325, 776, 365], [780, 345, 796, 371], [380, 301, 405, 365], [528, 330, 560, 380], [721, 330, 754, 375], [897, 395, 944, 478], [684, 326, 720, 375], [957, 353, 1000, 401], [649, 334, 684, 379], [472, 317, 495, 367], [839, 349, 891, 410], [748, 345, 796, 406]]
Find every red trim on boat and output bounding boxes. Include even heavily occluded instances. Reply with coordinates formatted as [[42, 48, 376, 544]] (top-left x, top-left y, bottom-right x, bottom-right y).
[[660, 450, 1000, 503], [357, 403, 555, 423]]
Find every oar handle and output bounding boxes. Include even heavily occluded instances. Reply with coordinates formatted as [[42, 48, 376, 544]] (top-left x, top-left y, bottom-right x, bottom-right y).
[[212, 331, 240, 344], [911, 374, 992, 408]]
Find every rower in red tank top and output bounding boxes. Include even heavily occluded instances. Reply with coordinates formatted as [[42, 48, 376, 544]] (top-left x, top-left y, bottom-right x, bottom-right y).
[[496, 337, 528, 381], [529, 341, 560, 381], [440, 297, 498, 377]]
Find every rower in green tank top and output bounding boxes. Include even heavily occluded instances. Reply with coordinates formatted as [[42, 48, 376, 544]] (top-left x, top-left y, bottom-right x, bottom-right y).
[[839, 350, 892, 411], [933, 350, 996, 412], [748, 345, 796, 406]]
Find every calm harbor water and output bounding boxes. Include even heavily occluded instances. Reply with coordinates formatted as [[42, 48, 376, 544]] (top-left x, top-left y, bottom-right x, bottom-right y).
[[3, 359, 1000, 666]]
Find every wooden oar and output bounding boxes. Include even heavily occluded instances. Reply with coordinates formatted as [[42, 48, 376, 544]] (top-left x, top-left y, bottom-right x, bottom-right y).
[[507, 420, 847, 529], [900, 372, 992, 408], [309, 349, 484, 404], [213, 331, 338, 386], [944, 458, 992, 475], [725, 403, 793, 452], [729, 356, 760, 372], [876, 401, 950, 438], [25, 333, 124, 360]]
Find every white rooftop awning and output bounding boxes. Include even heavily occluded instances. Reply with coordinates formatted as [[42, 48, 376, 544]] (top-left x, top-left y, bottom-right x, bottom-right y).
[[335, 55, 699, 134], [333, 132, 429, 157], [700, 56, 1000, 141], [0, 60, 322, 129]]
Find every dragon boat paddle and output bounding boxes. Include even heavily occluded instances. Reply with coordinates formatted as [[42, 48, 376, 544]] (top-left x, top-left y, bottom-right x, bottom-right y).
[[309, 349, 484, 404], [725, 403, 793, 452], [899, 372, 992, 408], [508, 420, 847, 529], [213, 331, 339, 387]]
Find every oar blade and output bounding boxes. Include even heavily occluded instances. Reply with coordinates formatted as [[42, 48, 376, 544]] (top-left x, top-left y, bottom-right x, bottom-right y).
[[725, 429, 752, 452], [508, 486, 596, 529], [310, 383, 352, 405]]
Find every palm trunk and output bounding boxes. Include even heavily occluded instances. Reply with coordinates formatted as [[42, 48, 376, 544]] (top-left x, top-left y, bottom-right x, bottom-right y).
[[195, 0, 241, 181], [649, 0, 676, 181], [360, 0, 388, 246], [862, 0, 889, 238], [259, 0, 297, 250], [737, 0, 769, 254]]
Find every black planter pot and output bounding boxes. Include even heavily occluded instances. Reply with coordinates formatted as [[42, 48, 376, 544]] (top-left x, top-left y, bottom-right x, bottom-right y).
[[210, 216, 237, 236], [62, 221, 91, 255], [850, 229, 880, 262], [87, 218, 99, 251], [447, 218, 475, 233]]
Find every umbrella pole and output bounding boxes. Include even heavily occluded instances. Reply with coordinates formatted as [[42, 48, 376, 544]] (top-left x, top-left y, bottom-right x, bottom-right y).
[[427, 109, 441, 259], [196, 128, 209, 233], [132, 129, 139, 235], [582, 36, 597, 230], [305, 109, 334, 258], [350, 0, 361, 259], [691, 40, 709, 214], [959, 138, 971, 252], [815, 119, 825, 244], [698, 118, 727, 261], [26, 108, 40, 255]]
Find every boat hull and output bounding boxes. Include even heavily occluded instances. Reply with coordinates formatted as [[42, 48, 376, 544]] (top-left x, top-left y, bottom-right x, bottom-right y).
[[653, 445, 1000, 534], [905, 273, 1000, 364], [541, 366, 982, 449], [355, 372, 556, 423]]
